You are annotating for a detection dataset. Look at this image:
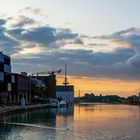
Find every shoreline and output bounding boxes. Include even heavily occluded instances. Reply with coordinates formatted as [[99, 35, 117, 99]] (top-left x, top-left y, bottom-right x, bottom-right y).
[[0, 102, 139, 117], [0, 104, 49, 116], [75, 102, 140, 106]]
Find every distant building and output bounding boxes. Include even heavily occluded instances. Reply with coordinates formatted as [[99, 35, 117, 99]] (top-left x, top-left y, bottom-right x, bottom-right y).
[[0, 52, 11, 104], [11, 73, 30, 104], [56, 64, 74, 103], [56, 85, 74, 102]]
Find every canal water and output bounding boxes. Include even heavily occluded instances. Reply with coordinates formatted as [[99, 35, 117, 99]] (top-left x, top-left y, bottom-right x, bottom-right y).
[[0, 104, 140, 140]]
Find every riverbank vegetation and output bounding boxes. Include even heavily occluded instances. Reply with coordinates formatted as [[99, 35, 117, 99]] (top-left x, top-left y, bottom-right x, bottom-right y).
[[74, 93, 140, 105]]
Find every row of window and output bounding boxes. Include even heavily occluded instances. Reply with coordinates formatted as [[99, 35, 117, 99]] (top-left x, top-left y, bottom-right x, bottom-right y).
[[56, 86, 74, 91], [0, 64, 11, 74], [0, 72, 11, 82], [0, 53, 10, 65]]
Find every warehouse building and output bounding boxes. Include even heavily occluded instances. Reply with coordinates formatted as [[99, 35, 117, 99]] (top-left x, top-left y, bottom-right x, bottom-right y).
[[56, 85, 74, 103], [11, 73, 30, 104]]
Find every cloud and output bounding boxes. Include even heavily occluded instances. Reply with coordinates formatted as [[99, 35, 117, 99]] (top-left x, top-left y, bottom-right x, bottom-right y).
[[0, 19, 6, 26], [11, 27, 140, 82], [90, 27, 140, 80], [0, 34, 21, 54], [12, 47, 136, 80], [0, 19, 6, 33], [0, 19, 21, 54], [25, 7, 41, 15], [94, 27, 140, 48], [1, 10, 140, 82], [73, 37, 84, 45], [21, 26, 56, 45], [11, 15, 35, 27], [7, 25, 80, 48], [56, 28, 78, 40]]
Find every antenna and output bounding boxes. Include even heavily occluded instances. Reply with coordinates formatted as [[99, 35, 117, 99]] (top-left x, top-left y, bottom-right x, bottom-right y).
[[63, 64, 69, 86]]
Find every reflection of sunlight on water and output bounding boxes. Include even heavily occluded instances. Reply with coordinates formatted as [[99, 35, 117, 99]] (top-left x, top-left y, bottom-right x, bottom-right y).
[[0, 104, 140, 140], [74, 104, 139, 121], [3, 122, 67, 131]]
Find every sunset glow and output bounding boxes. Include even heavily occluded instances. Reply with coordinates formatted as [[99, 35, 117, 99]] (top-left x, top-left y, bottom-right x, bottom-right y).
[[57, 76, 140, 97]]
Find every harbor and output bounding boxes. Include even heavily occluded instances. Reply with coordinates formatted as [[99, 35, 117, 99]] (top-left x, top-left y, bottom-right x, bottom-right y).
[[1, 1, 140, 139], [0, 104, 140, 140], [0, 52, 74, 109]]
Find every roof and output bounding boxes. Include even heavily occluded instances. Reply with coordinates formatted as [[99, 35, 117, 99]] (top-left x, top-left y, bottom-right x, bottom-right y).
[[12, 73, 29, 79], [0, 52, 10, 58], [56, 85, 74, 91]]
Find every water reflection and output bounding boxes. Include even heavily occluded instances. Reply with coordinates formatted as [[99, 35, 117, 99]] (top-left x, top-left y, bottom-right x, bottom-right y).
[[0, 107, 74, 140], [0, 104, 140, 140]]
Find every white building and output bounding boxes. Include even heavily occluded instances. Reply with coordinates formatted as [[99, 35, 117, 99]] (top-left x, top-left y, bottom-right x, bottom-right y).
[[56, 85, 74, 103]]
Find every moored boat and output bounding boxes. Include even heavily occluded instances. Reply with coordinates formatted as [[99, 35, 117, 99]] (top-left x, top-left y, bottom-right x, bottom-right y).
[[59, 100, 67, 108], [48, 99, 59, 108]]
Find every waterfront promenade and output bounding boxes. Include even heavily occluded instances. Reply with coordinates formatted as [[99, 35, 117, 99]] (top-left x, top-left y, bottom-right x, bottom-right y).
[[0, 104, 49, 115]]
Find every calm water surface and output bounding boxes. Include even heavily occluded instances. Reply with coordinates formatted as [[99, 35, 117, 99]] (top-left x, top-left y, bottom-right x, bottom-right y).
[[0, 104, 140, 140]]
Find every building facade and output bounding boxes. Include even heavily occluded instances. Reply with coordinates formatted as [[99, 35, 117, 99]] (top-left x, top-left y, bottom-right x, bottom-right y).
[[56, 85, 74, 102], [11, 73, 30, 104], [34, 74, 56, 98], [0, 52, 11, 104]]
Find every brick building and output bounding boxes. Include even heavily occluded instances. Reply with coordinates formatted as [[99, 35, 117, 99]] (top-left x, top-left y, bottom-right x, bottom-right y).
[[11, 73, 30, 104]]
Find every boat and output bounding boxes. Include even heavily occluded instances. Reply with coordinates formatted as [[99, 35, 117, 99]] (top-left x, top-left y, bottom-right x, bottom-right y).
[[59, 100, 67, 108], [48, 99, 59, 108]]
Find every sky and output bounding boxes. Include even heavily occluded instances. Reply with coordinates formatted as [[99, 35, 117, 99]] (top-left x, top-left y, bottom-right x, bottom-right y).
[[0, 0, 140, 97]]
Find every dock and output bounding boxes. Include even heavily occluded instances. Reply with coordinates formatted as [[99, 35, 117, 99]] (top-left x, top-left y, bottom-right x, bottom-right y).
[[0, 104, 49, 116]]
